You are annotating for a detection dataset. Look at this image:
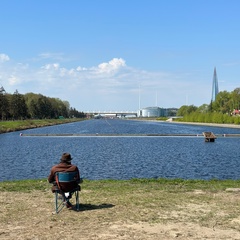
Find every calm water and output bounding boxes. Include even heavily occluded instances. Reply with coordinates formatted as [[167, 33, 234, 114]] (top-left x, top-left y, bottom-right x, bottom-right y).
[[1, 119, 240, 181]]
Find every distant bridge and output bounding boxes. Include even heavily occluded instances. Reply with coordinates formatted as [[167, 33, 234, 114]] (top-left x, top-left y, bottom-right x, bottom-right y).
[[85, 111, 138, 117]]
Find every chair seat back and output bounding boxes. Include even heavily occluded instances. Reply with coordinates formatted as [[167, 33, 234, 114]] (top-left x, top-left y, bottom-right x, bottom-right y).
[[55, 171, 79, 193], [56, 171, 78, 182]]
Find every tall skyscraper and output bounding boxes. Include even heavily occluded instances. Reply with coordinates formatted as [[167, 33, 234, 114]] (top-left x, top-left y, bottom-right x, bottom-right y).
[[211, 67, 219, 102]]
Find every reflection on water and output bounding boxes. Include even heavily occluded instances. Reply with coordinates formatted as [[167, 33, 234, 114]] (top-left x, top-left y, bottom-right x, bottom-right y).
[[1, 119, 240, 181]]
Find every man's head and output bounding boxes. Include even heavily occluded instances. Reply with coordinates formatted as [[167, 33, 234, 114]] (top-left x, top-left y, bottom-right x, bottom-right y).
[[60, 152, 72, 163]]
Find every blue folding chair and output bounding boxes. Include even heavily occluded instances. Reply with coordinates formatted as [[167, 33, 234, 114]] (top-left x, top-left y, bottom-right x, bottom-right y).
[[54, 171, 81, 213]]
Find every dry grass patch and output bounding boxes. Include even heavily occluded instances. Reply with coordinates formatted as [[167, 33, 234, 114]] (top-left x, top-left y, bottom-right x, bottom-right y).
[[1, 179, 240, 239]]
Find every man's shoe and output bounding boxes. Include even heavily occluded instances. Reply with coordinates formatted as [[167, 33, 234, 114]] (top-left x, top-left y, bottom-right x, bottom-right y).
[[65, 201, 73, 209]]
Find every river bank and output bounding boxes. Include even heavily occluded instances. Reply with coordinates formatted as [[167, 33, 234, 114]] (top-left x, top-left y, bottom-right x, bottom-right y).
[[135, 118, 240, 129], [1, 118, 240, 135], [170, 120, 240, 129], [0, 118, 85, 134], [1, 179, 240, 239]]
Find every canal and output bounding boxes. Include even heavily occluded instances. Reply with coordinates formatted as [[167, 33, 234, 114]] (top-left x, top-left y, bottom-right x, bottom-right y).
[[1, 119, 240, 181]]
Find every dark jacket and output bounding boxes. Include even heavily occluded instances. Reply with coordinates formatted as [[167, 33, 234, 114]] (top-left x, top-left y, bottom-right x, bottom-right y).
[[48, 162, 80, 192]]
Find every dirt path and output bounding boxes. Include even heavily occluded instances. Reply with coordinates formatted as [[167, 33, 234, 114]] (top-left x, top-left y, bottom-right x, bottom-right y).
[[1, 188, 240, 240]]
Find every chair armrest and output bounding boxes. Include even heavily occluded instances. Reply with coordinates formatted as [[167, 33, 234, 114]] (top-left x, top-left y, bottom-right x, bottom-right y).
[[49, 181, 57, 185], [77, 178, 83, 184]]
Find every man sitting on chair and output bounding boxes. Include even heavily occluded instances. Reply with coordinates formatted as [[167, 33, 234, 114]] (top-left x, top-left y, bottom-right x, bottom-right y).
[[48, 152, 81, 208]]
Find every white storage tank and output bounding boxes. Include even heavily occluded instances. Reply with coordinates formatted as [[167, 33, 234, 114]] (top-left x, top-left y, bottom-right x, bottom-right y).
[[141, 107, 161, 117]]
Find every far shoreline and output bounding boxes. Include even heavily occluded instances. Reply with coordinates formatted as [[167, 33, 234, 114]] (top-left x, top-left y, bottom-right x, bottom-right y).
[[169, 120, 240, 129], [131, 118, 240, 129]]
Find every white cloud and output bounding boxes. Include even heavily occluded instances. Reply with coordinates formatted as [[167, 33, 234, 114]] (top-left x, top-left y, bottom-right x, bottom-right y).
[[0, 53, 10, 63], [74, 58, 126, 75], [38, 52, 64, 60], [41, 63, 60, 70], [0, 55, 218, 111], [76, 66, 88, 71], [9, 75, 19, 85], [97, 58, 126, 73]]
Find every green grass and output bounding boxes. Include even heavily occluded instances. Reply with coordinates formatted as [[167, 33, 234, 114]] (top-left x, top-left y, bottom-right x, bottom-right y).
[[0, 118, 85, 133], [2, 178, 240, 232], [1, 178, 240, 193]]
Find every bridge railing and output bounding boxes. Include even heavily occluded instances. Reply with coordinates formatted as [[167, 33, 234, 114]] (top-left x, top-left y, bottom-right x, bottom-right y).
[[85, 111, 137, 115]]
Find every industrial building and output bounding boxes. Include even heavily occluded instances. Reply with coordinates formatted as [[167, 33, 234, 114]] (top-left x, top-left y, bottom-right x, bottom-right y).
[[137, 107, 177, 117]]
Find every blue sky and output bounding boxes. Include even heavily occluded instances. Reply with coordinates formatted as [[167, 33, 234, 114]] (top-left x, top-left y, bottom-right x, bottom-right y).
[[0, 0, 240, 112]]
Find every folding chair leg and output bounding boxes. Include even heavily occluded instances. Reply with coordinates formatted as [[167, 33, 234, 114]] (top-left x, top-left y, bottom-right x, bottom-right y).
[[55, 191, 58, 213], [75, 190, 80, 211], [55, 192, 65, 214]]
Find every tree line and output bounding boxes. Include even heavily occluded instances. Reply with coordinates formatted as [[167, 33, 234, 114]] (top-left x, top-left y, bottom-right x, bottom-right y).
[[176, 87, 240, 124], [0, 90, 85, 120]]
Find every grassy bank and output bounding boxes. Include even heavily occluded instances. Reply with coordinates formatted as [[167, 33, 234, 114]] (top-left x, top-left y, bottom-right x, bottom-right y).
[[0, 118, 86, 134], [1, 178, 240, 192], [1, 178, 240, 239]]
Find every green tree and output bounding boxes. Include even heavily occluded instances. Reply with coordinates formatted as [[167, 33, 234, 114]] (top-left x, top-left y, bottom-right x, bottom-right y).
[[230, 88, 240, 110], [24, 92, 40, 118], [212, 91, 232, 114], [0, 93, 10, 120], [177, 105, 198, 116], [69, 107, 85, 118], [10, 90, 28, 119], [196, 104, 209, 113], [36, 96, 53, 119]]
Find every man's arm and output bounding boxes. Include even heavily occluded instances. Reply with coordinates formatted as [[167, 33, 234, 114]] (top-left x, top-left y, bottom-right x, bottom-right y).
[[75, 167, 81, 183], [48, 169, 55, 183]]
